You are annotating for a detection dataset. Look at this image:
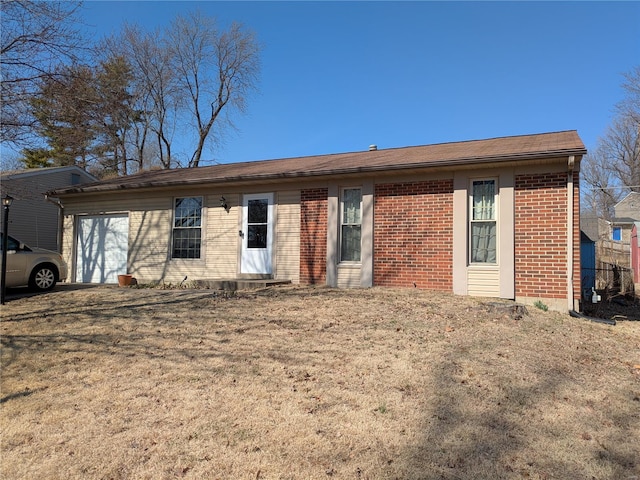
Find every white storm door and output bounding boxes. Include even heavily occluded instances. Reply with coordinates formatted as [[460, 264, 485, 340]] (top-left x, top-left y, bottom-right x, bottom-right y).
[[241, 193, 273, 274], [76, 214, 129, 283]]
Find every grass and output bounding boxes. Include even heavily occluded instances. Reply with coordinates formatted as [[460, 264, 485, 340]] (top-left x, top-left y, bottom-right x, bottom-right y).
[[533, 300, 548, 312], [1, 285, 639, 479]]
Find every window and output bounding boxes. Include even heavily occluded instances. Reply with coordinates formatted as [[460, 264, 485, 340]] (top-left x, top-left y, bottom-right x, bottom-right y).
[[340, 188, 362, 262], [470, 179, 497, 264], [172, 197, 202, 259], [247, 198, 268, 249], [612, 226, 622, 241], [0, 234, 20, 251]]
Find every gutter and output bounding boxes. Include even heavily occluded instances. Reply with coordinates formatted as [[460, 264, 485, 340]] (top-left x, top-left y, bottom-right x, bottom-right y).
[[45, 195, 64, 254], [48, 148, 588, 197], [570, 310, 616, 326], [567, 156, 575, 312]]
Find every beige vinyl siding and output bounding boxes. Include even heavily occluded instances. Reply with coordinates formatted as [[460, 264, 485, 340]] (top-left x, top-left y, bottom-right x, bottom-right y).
[[128, 194, 241, 283], [128, 208, 172, 281], [204, 194, 239, 279], [467, 267, 500, 297], [66, 196, 174, 283], [61, 215, 75, 281], [61, 188, 303, 285], [453, 168, 515, 300], [337, 265, 361, 288], [275, 191, 300, 283], [63, 196, 171, 283], [63, 196, 155, 216]]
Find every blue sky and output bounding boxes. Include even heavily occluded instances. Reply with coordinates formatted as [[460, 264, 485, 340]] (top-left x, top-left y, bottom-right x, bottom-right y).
[[80, 1, 640, 166]]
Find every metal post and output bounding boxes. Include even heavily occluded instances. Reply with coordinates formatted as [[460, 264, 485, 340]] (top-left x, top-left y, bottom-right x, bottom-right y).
[[1, 195, 13, 305]]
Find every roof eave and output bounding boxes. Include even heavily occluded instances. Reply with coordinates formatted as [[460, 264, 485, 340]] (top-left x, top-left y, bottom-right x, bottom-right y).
[[50, 147, 586, 197]]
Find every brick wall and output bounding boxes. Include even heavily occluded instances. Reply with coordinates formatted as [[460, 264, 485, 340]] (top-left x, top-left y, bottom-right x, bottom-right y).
[[572, 170, 581, 304], [515, 172, 579, 301], [374, 179, 454, 290], [300, 188, 328, 284]]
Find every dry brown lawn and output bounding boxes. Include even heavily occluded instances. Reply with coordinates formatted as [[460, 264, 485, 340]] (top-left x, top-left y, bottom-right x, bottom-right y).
[[1, 285, 639, 480]]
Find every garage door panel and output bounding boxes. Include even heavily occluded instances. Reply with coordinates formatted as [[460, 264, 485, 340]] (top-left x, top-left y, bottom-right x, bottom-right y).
[[76, 215, 129, 283]]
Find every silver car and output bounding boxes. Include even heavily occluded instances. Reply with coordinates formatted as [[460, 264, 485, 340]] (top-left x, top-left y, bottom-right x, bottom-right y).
[[1, 233, 68, 291]]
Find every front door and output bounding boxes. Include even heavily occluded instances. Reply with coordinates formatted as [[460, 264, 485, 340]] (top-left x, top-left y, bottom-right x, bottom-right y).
[[241, 193, 274, 274]]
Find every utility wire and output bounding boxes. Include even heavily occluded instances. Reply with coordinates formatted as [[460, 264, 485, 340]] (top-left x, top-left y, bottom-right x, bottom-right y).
[[581, 185, 640, 190]]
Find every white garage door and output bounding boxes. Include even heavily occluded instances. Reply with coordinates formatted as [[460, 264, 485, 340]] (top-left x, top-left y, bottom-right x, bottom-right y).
[[76, 214, 129, 283]]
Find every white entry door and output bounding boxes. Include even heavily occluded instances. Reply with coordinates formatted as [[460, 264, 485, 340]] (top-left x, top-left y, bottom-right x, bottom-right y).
[[241, 193, 273, 274], [76, 214, 129, 283]]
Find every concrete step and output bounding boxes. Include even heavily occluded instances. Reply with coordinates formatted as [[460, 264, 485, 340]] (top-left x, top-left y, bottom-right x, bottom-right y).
[[193, 278, 291, 291]]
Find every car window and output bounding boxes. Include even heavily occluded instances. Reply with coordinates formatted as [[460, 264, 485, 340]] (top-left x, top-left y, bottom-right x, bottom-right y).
[[1, 234, 21, 251]]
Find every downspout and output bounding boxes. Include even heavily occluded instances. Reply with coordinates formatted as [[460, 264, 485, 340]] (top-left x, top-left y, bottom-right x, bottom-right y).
[[569, 309, 616, 326], [633, 227, 639, 285], [566, 157, 617, 326], [45, 195, 64, 254], [566, 156, 575, 312]]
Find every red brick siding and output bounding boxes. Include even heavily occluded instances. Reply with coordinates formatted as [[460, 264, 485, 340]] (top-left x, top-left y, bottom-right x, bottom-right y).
[[300, 188, 328, 284], [515, 172, 577, 300], [374, 179, 454, 290], [572, 170, 581, 304]]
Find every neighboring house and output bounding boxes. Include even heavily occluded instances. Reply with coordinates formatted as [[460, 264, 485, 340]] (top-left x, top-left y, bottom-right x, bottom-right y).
[[614, 192, 640, 219], [49, 131, 586, 311], [616, 193, 640, 294], [0, 166, 97, 251], [581, 192, 639, 295], [611, 192, 640, 250], [594, 217, 632, 271], [610, 193, 638, 293]]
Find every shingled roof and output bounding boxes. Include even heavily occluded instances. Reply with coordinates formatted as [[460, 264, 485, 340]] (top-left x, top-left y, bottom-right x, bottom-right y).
[[50, 130, 586, 195]]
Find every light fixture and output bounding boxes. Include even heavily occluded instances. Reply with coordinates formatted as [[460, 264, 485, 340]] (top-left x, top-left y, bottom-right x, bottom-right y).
[[2, 194, 13, 207], [219, 196, 229, 212]]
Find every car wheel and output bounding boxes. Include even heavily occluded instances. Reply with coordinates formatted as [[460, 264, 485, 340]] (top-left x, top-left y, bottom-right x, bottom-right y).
[[29, 265, 57, 291]]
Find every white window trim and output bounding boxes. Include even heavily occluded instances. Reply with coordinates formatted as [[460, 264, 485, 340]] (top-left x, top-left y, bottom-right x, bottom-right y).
[[339, 186, 362, 264], [171, 196, 204, 261], [469, 178, 498, 266]]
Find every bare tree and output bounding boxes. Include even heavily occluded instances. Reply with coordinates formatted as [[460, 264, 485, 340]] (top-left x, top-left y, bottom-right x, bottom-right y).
[[95, 11, 260, 171], [582, 65, 640, 217], [1, 0, 84, 146], [101, 24, 181, 170], [133, 28, 177, 170], [168, 12, 260, 167], [600, 115, 640, 194], [11, 7, 261, 174], [619, 65, 640, 125], [581, 144, 623, 220], [608, 65, 640, 193]]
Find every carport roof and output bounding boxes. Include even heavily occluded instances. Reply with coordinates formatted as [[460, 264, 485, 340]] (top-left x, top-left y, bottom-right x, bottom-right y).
[[49, 130, 586, 195]]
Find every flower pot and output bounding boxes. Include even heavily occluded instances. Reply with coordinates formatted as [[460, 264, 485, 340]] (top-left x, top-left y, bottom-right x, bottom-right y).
[[118, 274, 134, 287]]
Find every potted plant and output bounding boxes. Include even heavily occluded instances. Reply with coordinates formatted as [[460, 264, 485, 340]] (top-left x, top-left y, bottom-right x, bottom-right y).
[[117, 274, 134, 287]]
